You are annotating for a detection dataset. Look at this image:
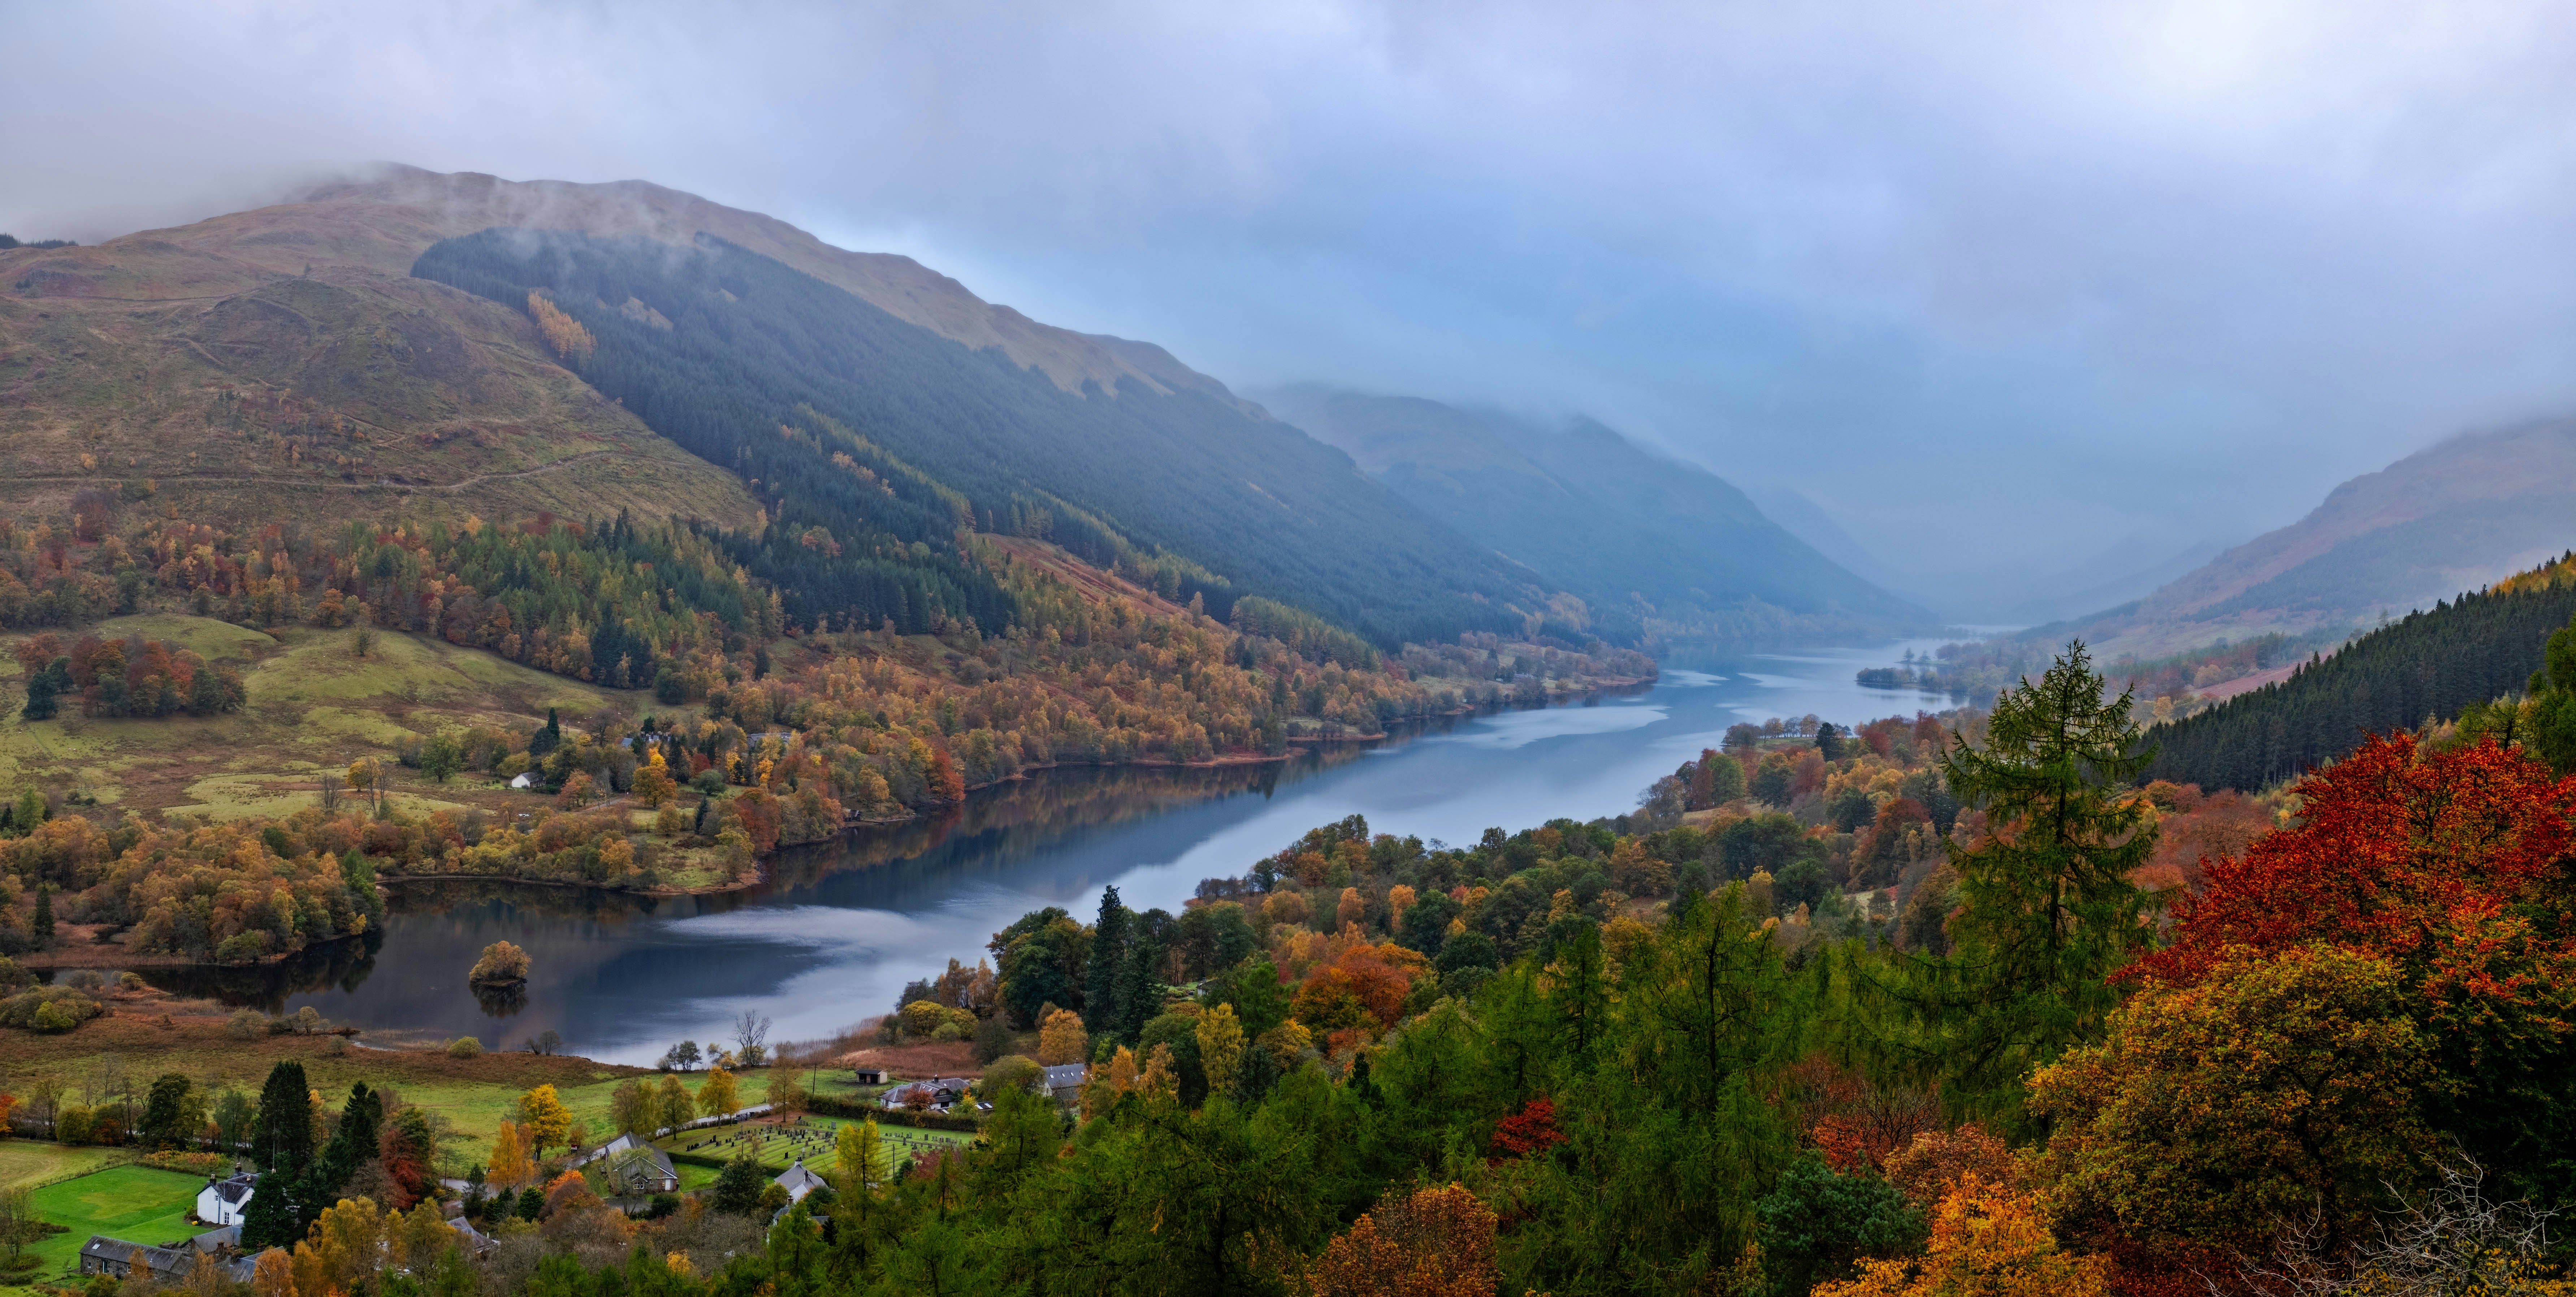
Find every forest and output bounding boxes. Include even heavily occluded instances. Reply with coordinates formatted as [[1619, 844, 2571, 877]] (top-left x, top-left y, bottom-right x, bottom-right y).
[[2146, 553, 2576, 789], [409, 229, 1550, 650], [32, 642, 2558, 1296]]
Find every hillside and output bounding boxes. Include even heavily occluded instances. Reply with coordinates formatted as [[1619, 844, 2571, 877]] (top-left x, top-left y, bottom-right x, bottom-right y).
[[0, 198, 763, 536], [1254, 386, 1927, 650], [2144, 553, 2576, 790], [2030, 418, 2576, 659], [411, 230, 1544, 647]]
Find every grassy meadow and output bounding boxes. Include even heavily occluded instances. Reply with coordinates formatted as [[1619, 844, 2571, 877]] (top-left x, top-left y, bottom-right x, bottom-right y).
[[16, 1165, 205, 1285]]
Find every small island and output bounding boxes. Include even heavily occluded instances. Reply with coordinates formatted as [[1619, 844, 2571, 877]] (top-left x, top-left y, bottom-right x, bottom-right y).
[[468, 939, 532, 987]]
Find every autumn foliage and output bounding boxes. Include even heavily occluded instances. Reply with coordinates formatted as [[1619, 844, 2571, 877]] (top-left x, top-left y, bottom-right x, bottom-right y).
[[1815, 1173, 2110, 1297], [526, 291, 596, 362], [1288, 1183, 1499, 1297]]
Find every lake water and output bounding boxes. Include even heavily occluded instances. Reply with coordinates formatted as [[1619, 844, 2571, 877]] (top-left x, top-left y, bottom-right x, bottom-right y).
[[155, 636, 1971, 1064]]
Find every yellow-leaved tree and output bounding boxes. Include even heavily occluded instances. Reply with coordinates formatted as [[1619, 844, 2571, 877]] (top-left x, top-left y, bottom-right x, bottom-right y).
[[697, 1066, 739, 1118], [486, 1120, 531, 1189], [1195, 1002, 1246, 1101], [1815, 1174, 2109, 1297], [517, 1084, 573, 1157], [1037, 1007, 1088, 1065]]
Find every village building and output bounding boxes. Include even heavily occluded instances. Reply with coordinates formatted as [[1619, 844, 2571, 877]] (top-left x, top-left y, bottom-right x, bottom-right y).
[[774, 1160, 828, 1203], [595, 1135, 681, 1196], [195, 1172, 257, 1226], [81, 1228, 255, 1285]]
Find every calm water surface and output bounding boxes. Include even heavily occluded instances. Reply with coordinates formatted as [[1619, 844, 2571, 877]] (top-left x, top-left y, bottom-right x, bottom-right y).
[[159, 636, 1968, 1063]]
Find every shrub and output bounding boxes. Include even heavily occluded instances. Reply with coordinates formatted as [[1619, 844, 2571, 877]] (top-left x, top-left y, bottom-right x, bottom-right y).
[[1, 986, 101, 1033], [449, 1036, 485, 1058], [226, 1009, 264, 1039]]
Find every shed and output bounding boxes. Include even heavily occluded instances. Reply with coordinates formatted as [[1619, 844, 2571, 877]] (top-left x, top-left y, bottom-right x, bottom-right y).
[[850, 1067, 886, 1085]]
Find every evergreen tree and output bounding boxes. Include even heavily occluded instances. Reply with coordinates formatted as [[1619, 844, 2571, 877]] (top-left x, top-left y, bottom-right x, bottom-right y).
[[1905, 641, 2155, 1124], [1084, 886, 1131, 1036], [249, 1062, 313, 1172], [236, 1168, 298, 1250], [140, 1074, 194, 1149], [311, 1082, 381, 1203], [31, 884, 52, 946], [530, 708, 563, 757], [20, 658, 67, 721]]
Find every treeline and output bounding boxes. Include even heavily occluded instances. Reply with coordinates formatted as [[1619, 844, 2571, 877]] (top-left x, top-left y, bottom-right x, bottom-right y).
[[410, 228, 1545, 648], [2147, 571, 2576, 790]]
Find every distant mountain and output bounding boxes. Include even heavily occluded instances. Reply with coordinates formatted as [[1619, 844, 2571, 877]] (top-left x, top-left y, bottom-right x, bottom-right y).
[[2022, 418, 2576, 658], [1745, 487, 1908, 592], [1255, 385, 1928, 650]]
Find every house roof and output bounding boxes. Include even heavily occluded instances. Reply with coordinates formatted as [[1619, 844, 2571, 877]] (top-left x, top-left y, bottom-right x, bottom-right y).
[[774, 1160, 829, 1193], [1043, 1064, 1087, 1089], [606, 1143, 677, 1180], [205, 1173, 256, 1204]]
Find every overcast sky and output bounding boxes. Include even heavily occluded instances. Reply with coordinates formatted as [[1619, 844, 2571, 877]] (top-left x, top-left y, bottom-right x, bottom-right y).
[[8, 0, 2574, 578]]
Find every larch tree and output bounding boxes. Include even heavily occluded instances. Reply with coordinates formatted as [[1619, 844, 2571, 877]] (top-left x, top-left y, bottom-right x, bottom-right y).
[[1901, 641, 2154, 1121]]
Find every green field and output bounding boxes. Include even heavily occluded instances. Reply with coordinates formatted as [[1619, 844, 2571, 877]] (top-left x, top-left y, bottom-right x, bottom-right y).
[[0, 1142, 132, 1192], [19, 1166, 206, 1285]]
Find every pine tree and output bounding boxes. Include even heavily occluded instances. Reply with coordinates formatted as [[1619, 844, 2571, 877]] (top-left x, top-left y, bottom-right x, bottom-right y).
[[1084, 886, 1130, 1036], [236, 1166, 298, 1250], [31, 884, 52, 946], [1907, 641, 2155, 1124]]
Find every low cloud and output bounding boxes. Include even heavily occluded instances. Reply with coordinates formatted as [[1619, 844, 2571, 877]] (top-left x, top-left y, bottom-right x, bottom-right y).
[[7, 0, 2573, 574]]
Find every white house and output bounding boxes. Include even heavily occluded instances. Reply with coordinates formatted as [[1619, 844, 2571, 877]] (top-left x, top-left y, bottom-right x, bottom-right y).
[[196, 1173, 256, 1227], [508, 772, 540, 790]]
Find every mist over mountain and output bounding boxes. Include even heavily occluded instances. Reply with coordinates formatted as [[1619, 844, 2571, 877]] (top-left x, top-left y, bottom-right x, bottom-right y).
[[2004, 417, 2576, 660], [1256, 385, 1928, 654]]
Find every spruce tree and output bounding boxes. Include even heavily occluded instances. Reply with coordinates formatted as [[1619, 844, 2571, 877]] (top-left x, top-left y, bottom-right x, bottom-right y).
[[31, 884, 52, 946], [310, 1082, 381, 1204], [249, 1061, 313, 1172], [1084, 886, 1130, 1036], [1907, 641, 2155, 1123]]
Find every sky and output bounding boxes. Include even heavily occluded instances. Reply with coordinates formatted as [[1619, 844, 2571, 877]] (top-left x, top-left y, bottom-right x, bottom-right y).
[[7, 0, 2575, 583]]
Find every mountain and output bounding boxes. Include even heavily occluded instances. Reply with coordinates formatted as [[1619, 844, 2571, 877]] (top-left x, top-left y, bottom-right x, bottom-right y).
[[409, 229, 1541, 645], [1254, 385, 1928, 650], [3, 168, 1576, 649], [2014, 418, 2576, 659]]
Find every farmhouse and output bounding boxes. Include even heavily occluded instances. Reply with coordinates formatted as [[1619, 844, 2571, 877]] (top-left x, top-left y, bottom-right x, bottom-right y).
[[195, 1173, 256, 1226], [1043, 1063, 1087, 1102], [81, 1229, 255, 1285]]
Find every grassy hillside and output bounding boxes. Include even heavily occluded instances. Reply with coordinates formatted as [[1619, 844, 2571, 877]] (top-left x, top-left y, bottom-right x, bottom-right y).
[[0, 613, 632, 819], [411, 230, 1549, 647], [1258, 386, 1925, 649], [0, 241, 762, 537]]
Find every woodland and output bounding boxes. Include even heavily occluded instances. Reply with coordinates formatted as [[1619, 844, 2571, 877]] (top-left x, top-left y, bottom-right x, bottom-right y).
[[7, 641, 2564, 1296]]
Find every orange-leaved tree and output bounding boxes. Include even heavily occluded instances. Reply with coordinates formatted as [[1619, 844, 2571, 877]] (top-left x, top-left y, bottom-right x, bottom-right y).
[[1289, 1183, 1499, 1297]]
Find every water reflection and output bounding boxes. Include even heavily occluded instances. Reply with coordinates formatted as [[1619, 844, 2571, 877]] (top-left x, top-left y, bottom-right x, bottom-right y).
[[187, 635, 1972, 1063]]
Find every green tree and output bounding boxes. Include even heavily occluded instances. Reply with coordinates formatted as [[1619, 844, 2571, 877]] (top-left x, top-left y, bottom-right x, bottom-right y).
[[1906, 641, 2155, 1120], [1084, 886, 1130, 1036], [248, 1062, 312, 1173], [419, 732, 465, 783], [139, 1073, 195, 1149], [20, 658, 68, 721], [710, 1155, 766, 1215], [30, 884, 52, 947], [1755, 1153, 1927, 1297], [311, 1082, 382, 1204]]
